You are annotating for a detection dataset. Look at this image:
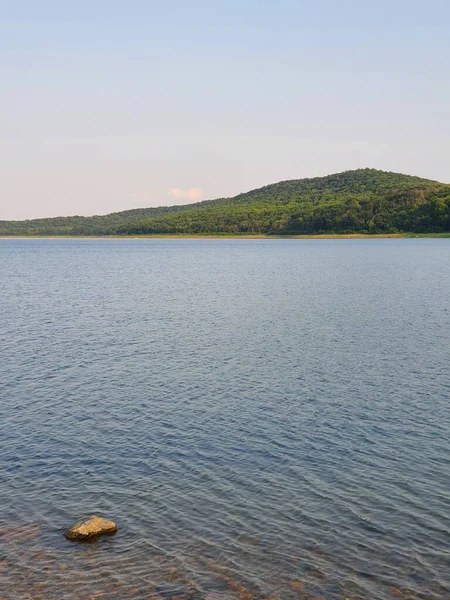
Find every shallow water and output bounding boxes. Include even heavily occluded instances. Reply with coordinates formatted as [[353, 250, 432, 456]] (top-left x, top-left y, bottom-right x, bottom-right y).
[[0, 238, 449, 600]]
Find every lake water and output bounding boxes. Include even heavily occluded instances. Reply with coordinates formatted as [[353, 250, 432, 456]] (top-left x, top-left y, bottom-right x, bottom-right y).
[[0, 238, 449, 600]]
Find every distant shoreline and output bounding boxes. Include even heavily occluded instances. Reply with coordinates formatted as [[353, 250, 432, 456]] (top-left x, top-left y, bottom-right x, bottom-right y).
[[1, 233, 450, 240], [2, 170, 449, 239]]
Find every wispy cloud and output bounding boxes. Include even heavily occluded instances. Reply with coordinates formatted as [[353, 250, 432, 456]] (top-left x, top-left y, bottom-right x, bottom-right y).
[[168, 187, 204, 201]]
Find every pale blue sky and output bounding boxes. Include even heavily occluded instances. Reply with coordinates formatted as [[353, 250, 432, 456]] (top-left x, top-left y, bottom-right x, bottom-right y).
[[1, 0, 449, 219]]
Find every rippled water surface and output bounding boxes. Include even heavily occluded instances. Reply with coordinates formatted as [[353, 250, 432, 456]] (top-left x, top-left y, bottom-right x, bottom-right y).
[[0, 238, 449, 600]]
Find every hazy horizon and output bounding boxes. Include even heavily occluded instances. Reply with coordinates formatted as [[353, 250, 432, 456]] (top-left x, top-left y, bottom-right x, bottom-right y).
[[1, 0, 449, 220]]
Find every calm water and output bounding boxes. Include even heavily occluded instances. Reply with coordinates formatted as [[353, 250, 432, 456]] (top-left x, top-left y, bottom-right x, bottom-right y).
[[0, 238, 449, 600]]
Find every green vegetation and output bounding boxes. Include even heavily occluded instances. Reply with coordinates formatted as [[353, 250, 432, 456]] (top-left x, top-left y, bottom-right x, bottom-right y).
[[1, 169, 449, 236]]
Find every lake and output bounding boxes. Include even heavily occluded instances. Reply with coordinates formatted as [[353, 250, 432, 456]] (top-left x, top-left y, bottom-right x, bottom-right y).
[[0, 238, 449, 600]]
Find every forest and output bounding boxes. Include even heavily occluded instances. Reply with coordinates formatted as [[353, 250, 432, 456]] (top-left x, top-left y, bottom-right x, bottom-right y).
[[1, 169, 449, 236]]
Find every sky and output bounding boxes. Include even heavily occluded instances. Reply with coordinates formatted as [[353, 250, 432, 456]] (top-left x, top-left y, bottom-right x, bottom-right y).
[[1, 0, 449, 220]]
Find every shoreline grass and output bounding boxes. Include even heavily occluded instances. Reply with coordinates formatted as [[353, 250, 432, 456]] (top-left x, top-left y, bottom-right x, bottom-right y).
[[1, 232, 450, 240]]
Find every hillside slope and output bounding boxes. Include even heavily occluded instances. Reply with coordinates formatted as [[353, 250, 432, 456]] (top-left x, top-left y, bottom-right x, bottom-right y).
[[1, 169, 449, 236]]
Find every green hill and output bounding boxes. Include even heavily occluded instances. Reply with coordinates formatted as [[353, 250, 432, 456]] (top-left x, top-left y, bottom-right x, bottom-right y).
[[1, 168, 449, 236]]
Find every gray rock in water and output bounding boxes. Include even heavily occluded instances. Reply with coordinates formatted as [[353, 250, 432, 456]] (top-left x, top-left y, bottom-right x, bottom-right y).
[[65, 515, 118, 541]]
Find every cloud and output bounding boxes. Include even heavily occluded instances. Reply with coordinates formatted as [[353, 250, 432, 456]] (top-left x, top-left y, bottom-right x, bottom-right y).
[[168, 187, 204, 201]]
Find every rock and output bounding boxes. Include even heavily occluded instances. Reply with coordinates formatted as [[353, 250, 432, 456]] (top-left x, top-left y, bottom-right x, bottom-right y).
[[65, 515, 118, 541]]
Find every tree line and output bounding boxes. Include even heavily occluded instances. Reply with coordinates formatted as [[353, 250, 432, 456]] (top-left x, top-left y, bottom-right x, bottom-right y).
[[1, 169, 449, 236]]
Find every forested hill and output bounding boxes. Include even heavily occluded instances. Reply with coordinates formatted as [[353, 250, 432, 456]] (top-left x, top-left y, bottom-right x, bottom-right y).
[[1, 168, 449, 236]]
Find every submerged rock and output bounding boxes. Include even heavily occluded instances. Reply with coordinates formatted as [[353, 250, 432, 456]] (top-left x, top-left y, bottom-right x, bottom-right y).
[[65, 515, 118, 541]]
